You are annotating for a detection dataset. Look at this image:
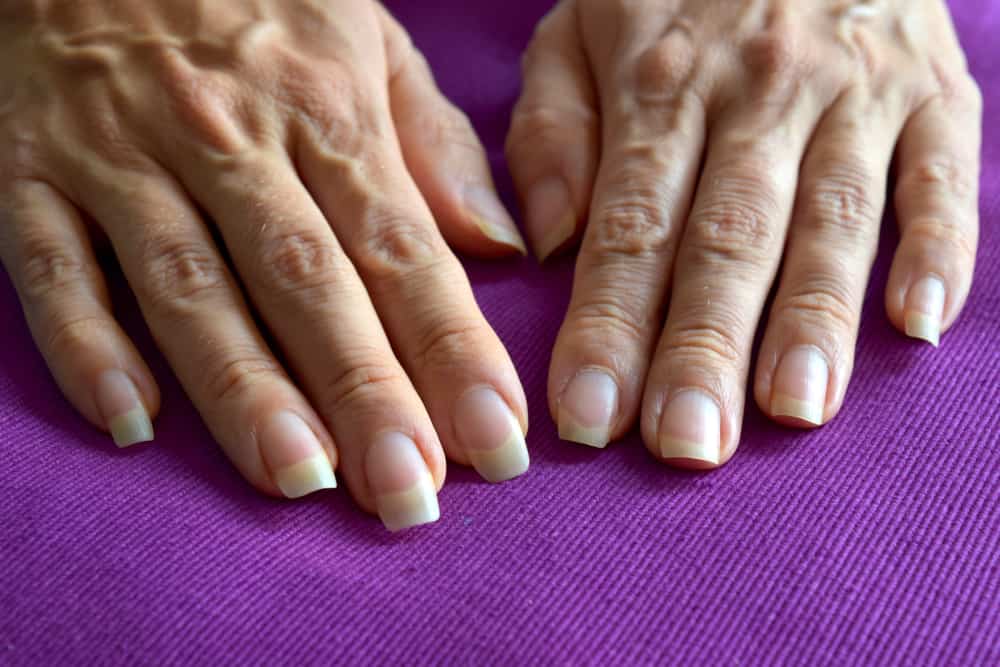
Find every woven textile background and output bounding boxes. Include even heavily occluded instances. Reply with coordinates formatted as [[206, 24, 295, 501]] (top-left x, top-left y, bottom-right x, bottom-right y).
[[1, 1, 998, 664]]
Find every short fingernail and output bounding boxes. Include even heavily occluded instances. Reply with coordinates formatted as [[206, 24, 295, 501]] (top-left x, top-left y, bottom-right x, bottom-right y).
[[558, 369, 618, 449], [365, 432, 440, 532], [96, 369, 153, 448], [454, 387, 529, 483], [770, 345, 829, 426], [261, 411, 337, 498], [525, 176, 575, 262], [658, 390, 721, 465], [904, 275, 946, 347], [463, 184, 527, 254]]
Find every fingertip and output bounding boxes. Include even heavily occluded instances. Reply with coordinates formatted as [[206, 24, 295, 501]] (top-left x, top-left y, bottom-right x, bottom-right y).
[[461, 184, 528, 256], [258, 410, 338, 499], [523, 176, 579, 262]]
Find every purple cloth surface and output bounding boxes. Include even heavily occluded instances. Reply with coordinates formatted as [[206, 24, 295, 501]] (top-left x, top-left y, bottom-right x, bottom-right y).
[[2, 1, 999, 665]]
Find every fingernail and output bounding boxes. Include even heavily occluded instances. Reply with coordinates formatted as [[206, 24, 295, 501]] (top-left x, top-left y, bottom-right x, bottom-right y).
[[96, 369, 153, 448], [463, 184, 527, 254], [261, 411, 336, 498], [558, 369, 618, 448], [525, 177, 575, 262], [770, 345, 829, 426], [454, 387, 529, 483], [365, 432, 439, 532], [658, 390, 721, 465], [905, 275, 945, 347]]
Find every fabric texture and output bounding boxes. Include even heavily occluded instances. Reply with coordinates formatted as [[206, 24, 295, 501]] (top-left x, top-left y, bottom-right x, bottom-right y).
[[2, 1, 998, 664]]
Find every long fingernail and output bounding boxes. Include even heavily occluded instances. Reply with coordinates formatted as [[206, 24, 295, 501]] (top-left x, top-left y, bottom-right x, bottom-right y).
[[525, 177, 575, 262], [904, 275, 945, 347], [658, 390, 721, 465], [96, 369, 153, 448], [463, 184, 527, 254], [365, 432, 439, 532], [770, 345, 829, 426], [558, 369, 618, 448], [261, 411, 337, 498], [454, 387, 529, 483]]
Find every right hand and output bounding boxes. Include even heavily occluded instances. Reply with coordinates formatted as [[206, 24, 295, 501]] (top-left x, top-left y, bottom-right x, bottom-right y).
[[0, 0, 530, 531]]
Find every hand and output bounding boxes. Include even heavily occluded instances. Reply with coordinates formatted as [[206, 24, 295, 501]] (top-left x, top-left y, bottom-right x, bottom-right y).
[[0, 0, 531, 531], [507, 0, 981, 465]]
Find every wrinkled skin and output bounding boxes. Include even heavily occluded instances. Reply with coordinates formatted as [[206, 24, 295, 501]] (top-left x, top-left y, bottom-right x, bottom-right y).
[[0, 0, 532, 531], [0, 0, 983, 530], [506, 0, 981, 466]]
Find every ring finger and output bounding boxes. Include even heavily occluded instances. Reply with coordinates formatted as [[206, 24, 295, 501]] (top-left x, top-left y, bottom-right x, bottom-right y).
[[753, 90, 907, 427]]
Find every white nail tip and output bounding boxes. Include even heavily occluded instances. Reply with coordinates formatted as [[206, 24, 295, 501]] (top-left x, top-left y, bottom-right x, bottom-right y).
[[475, 218, 528, 255], [376, 476, 440, 532], [274, 455, 337, 499], [659, 437, 720, 465], [771, 394, 825, 425], [535, 212, 576, 262], [109, 407, 154, 448], [468, 424, 530, 483], [905, 312, 941, 347], [558, 419, 610, 449]]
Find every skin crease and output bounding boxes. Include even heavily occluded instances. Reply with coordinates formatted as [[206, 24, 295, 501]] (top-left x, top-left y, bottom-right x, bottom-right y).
[[506, 0, 981, 467], [0, 0, 532, 529], [0, 1, 982, 524]]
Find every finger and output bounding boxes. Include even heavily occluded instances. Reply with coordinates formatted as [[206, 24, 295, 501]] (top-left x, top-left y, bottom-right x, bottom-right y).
[[754, 92, 906, 427], [174, 151, 447, 530], [505, 1, 600, 261], [547, 34, 707, 449], [642, 100, 821, 468], [289, 85, 530, 487], [0, 179, 159, 447], [79, 166, 339, 501], [379, 7, 527, 257], [887, 81, 982, 347]]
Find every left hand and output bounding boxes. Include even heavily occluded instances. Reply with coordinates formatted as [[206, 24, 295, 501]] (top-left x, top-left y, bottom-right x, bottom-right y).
[[506, 0, 982, 466]]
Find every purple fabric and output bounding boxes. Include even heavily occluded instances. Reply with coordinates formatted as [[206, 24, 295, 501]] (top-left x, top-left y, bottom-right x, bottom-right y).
[[2, 1, 998, 664]]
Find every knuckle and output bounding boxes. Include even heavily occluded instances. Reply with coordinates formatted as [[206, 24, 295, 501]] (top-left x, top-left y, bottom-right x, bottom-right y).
[[18, 235, 90, 300], [744, 28, 808, 81], [284, 62, 380, 145], [805, 162, 880, 239], [44, 315, 110, 358], [411, 320, 486, 371], [662, 322, 745, 369], [902, 156, 976, 201], [203, 354, 284, 405], [904, 218, 977, 264], [570, 297, 651, 348], [689, 199, 777, 262], [775, 279, 858, 334], [932, 65, 983, 112], [138, 239, 229, 311], [320, 360, 409, 415], [254, 229, 346, 298], [506, 104, 597, 155], [591, 162, 677, 258], [593, 201, 674, 258], [634, 29, 697, 102], [352, 208, 445, 279], [151, 49, 245, 154]]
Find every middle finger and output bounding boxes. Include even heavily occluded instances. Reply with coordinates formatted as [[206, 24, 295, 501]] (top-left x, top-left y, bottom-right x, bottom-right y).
[[641, 92, 824, 467]]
